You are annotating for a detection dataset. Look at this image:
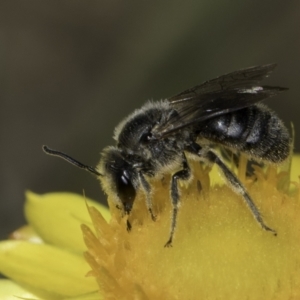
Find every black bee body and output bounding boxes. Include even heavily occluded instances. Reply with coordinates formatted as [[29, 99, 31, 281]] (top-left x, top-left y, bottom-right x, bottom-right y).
[[198, 103, 290, 163], [115, 102, 191, 171], [43, 64, 290, 247]]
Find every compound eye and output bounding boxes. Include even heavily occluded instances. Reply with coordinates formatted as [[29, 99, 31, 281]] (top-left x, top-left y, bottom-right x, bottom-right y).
[[116, 171, 136, 214]]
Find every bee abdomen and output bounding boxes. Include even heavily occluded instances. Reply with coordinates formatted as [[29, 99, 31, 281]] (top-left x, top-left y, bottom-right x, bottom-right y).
[[199, 104, 290, 163]]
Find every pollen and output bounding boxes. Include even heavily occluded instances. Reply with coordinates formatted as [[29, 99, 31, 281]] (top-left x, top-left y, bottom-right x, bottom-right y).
[[82, 156, 300, 300]]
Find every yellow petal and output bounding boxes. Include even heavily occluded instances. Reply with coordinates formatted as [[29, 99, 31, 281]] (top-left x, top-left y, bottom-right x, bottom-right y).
[[291, 154, 300, 182], [24, 191, 110, 252], [9, 225, 43, 244], [0, 279, 41, 300], [0, 241, 98, 298], [62, 291, 102, 300]]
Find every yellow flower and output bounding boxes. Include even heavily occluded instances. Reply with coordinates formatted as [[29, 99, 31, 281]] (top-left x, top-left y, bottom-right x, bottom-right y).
[[0, 193, 109, 299], [1, 155, 300, 299]]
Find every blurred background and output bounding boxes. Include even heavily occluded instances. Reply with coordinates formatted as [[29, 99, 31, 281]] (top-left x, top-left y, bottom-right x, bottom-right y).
[[0, 1, 299, 240]]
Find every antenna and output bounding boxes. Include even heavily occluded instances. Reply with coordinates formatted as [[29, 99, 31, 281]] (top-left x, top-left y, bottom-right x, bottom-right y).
[[42, 145, 102, 177]]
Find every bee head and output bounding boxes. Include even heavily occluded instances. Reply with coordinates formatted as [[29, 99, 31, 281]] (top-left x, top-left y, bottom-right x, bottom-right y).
[[99, 147, 139, 214], [43, 145, 140, 215]]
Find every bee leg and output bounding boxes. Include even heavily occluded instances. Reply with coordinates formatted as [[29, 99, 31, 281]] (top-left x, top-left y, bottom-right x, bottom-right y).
[[165, 155, 191, 247], [138, 171, 156, 221], [126, 219, 132, 232], [203, 149, 276, 235]]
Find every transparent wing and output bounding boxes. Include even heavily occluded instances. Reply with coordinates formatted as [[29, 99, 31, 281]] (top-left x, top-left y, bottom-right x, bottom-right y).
[[156, 64, 287, 136]]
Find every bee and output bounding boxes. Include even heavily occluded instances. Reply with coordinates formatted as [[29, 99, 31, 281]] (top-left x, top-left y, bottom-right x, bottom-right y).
[[43, 64, 290, 247]]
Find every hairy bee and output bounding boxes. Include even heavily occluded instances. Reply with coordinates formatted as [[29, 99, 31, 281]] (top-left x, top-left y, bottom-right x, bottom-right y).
[[43, 64, 290, 247]]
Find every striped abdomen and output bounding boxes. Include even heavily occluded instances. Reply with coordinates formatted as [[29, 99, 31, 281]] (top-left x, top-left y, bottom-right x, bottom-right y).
[[199, 104, 290, 163]]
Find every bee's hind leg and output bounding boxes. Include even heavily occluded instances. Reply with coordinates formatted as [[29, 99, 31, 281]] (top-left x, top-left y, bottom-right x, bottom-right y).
[[189, 143, 276, 235], [165, 154, 191, 247]]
